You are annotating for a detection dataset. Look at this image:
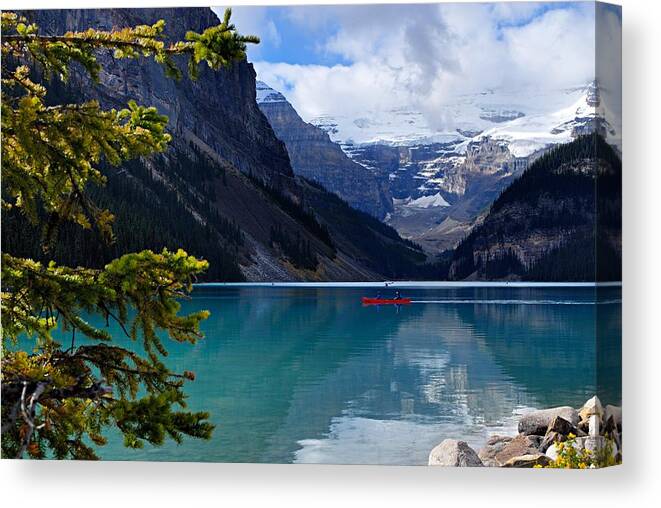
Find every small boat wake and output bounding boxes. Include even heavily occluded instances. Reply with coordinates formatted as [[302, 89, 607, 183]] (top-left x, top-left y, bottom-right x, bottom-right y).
[[410, 299, 621, 305]]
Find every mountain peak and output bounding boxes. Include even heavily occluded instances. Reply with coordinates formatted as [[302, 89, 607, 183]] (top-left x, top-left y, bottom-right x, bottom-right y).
[[256, 81, 287, 104], [256, 81, 394, 218]]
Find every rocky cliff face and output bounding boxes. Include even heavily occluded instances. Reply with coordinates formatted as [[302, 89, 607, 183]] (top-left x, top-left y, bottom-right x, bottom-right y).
[[256, 82, 393, 218], [29, 8, 293, 189], [344, 136, 527, 253], [16, 8, 425, 282]]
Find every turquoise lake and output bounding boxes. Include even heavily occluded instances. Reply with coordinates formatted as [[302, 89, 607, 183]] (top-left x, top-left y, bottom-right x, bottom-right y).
[[66, 285, 622, 465]]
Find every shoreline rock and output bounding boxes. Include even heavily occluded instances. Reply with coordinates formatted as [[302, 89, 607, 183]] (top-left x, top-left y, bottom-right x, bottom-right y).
[[518, 406, 579, 436], [428, 395, 621, 469], [491, 435, 542, 467], [502, 453, 551, 468], [428, 439, 484, 467], [478, 435, 512, 467]]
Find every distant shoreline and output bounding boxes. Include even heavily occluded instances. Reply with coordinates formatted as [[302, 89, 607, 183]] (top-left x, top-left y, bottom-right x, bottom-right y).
[[195, 281, 622, 289]]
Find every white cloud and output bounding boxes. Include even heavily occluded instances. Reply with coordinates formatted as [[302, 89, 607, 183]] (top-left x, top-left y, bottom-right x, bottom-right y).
[[253, 3, 599, 131], [255, 62, 402, 118], [501, 7, 596, 90]]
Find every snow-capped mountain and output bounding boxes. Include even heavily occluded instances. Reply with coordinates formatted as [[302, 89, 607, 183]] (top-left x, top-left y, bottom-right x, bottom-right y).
[[308, 82, 617, 252], [476, 82, 616, 157], [311, 109, 463, 148], [310, 82, 617, 158], [256, 79, 617, 253], [256, 80, 287, 104]]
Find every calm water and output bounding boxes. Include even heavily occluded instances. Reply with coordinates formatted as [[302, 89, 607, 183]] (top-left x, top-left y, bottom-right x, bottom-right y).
[[58, 285, 622, 464]]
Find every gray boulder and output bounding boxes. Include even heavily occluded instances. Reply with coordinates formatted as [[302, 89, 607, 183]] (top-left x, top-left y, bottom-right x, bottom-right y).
[[547, 415, 582, 437], [493, 434, 541, 466], [502, 453, 551, 468], [518, 407, 579, 436], [428, 439, 484, 467], [478, 435, 513, 467], [528, 434, 544, 448], [604, 405, 622, 430], [603, 415, 618, 435]]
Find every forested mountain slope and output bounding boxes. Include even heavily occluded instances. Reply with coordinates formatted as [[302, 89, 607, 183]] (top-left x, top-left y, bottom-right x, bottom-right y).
[[3, 8, 427, 282], [446, 135, 621, 281]]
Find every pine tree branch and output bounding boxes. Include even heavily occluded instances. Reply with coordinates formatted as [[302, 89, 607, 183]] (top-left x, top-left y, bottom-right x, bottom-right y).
[[3, 33, 198, 54]]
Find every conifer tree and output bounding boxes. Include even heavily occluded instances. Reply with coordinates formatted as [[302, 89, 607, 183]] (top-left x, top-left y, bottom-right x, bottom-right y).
[[1, 9, 258, 459]]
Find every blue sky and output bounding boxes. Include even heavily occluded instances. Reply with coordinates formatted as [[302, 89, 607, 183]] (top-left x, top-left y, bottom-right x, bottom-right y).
[[217, 6, 350, 66]]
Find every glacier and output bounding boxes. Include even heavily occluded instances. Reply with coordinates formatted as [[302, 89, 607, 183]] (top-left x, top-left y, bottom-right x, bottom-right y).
[[305, 82, 618, 159]]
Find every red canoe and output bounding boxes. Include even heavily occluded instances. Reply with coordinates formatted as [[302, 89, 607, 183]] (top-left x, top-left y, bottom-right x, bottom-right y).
[[362, 297, 412, 305]]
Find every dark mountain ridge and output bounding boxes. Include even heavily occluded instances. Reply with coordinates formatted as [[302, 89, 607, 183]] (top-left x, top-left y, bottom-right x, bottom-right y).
[[446, 135, 621, 281], [4, 7, 427, 282]]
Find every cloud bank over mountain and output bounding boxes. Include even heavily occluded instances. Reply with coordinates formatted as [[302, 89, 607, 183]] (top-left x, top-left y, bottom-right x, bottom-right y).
[[221, 2, 598, 130]]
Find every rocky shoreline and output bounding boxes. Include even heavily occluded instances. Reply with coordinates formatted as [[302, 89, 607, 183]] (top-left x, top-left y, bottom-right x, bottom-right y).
[[428, 396, 622, 468]]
